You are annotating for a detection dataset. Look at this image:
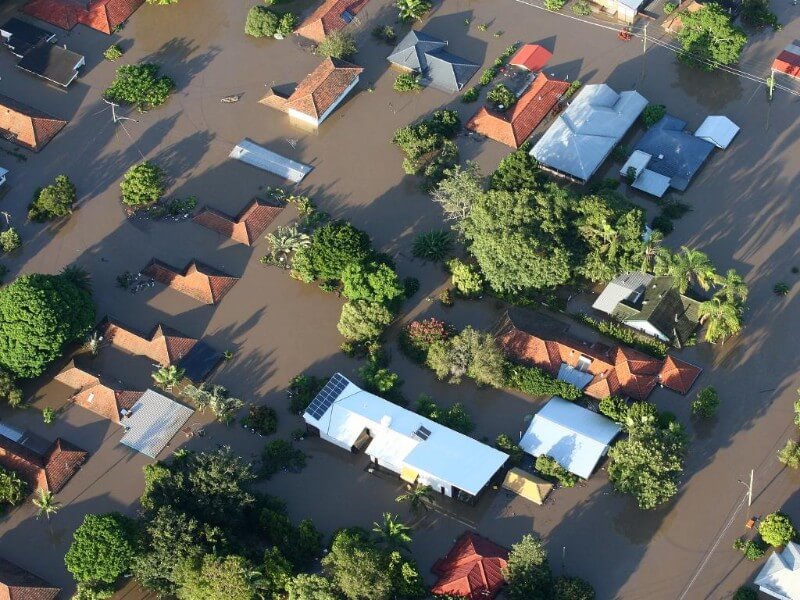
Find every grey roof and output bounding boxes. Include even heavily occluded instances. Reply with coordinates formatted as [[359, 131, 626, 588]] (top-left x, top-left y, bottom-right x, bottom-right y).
[[695, 115, 739, 148], [387, 29, 478, 93], [755, 543, 800, 600], [17, 42, 83, 87], [592, 271, 654, 313], [229, 139, 313, 182], [0, 18, 54, 57], [617, 0, 644, 10], [557, 364, 594, 389], [632, 115, 714, 191], [120, 389, 193, 458], [530, 84, 648, 182]]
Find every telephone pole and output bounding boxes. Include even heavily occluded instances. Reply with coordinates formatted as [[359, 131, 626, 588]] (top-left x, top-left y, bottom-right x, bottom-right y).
[[102, 99, 138, 124]]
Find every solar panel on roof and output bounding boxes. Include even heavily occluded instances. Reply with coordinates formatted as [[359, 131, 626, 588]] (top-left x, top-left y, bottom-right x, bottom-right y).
[[413, 425, 432, 441], [305, 373, 348, 420]]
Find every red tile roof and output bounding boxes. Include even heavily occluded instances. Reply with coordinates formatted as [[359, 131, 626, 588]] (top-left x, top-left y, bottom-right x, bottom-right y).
[[193, 199, 284, 245], [0, 435, 87, 493], [467, 73, 569, 148], [100, 317, 199, 366], [0, 94, 66, 152], [773, 48, 800, 78], [142, 259, 239, 304], [509, 44, 553, 72], [431, 532, 508, 600], [0, 557, 59, 600], [497, 318, 701, 400], [55, 361, 142, 424], [22, 0, 144, 34], [295, 0, 370, 43], [261, 57, 362, 121]]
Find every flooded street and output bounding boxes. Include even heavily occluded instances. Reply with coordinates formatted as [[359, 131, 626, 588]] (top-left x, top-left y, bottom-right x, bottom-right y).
[[0, 0, 798, 597]]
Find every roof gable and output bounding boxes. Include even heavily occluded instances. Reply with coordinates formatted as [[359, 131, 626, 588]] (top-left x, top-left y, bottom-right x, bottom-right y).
[[100, 317, 199, 365], [295, 0, 370, 42], [431, 532, 508, 600], [193, 198, 284, 245], [284, 57, 362, 120], [0, 94, 66, 151], [22, 0, 144, 34], [142, 259, 239, 304], [0, 557, 59, 600]]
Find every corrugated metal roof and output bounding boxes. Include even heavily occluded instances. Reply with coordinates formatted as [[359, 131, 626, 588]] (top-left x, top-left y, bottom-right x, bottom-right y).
[[229, 139, 313, 183], [120, 389, 193, 459], [695, 115, 739, 149], [592, 272, 653, 314]]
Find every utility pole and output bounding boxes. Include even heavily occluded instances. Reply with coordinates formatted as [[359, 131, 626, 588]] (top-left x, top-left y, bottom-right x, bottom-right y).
[[642, 23, 648, 53], [738, 469, 754, 507], [102, 99, 138, 124], [0, 211, 10, 225]]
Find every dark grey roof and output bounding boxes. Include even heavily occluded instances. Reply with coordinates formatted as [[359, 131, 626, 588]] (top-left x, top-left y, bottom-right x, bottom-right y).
[[387, 29, 477, 93], [178, 340, 222, 383], [633, 115, 714, 191], [17, 41, 83, 87], [0, 18, 54, 57]]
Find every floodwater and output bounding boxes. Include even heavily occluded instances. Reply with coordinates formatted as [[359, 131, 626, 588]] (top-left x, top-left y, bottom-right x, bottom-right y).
[[0, 0, 798, 597]]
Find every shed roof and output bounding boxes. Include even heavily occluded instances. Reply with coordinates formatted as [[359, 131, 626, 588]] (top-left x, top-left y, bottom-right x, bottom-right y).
[[0, 94, 66, 151], [520, 396, 621, 479], [17, 41, 83, 87], [0, 557, 59, 600], [295, 0, 370, 42], [694, 115, 739, 149], [229, 139, 313, 182], [501, 467, 553, 504], [772, 43, 800, 78], [431, 532, 509, 600], [509, 44, 552, 71], [120, 389, 193, 458], [531, 84, 647, 181], [22, 0, 144, 34]]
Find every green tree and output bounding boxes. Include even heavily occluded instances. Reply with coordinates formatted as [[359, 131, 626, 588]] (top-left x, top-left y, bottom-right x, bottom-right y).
[[487, 83, 517, 110], [416, 395, 473, 433], [0, 368, 22, 407], [316, 31, 358, 59], [667, 247, 717, 293], [120, 161, 165, 207], [394, 72, 421, 92], [714, 268, 748, 304], [678, 3, 747, 71], [503, 534, 553, 600], [554, 576, 596, 600], [147, 0, 178, 4], [286, 574, 340, 600], [640, 104, 666, 128], [698, 297, 742, 343], [778, 439, 800, 469], [61, 264, 92, 294], [759, 512, 796, 547], [337, 301, 394, 341], [490, 143, 542, 192], [598, 396, 629, 424], [426, 327, 505, 387], [152, 364, 185, 391], [322, 528, 393, 600], [174, 554, 256, 600], [65, 513, 137, 585], [104, 64, 175, 111], [396, 0, 432, 21], [104, 44, 123, 61], [431, 162, 484, 229], [395, 485, 433, 515], [447, 259, 483, 296], [741, 0, 780, 29], [387, 551, 425, 599], [299, 222, 372, 282], [535, 455, 578, 487], [341, 261, 403, 304], [32, 488, 60, 520], [0, 273, 94, 378], [372, 512, 412, 552], [0, 228, 20, 253], [245, 6, 280, 37], [733, 586, 758, 600], [691, 386, 719, 418], [28, 174, 77, 221], [0, 466, 25, 505]]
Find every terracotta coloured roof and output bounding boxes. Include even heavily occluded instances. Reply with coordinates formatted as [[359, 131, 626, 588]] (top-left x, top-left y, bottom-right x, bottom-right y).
[[509, 44, 553, 71], [142, 259, 239, 304], [773, 47, 800, 78], [295, 0, 370, 43], [22, 0, 144, 34], [0, 557, 59, 600], [55, 361, 142, 423], [0, 94, 66, 152], [467, 73, 569, 148], [431, 532, 508, 600], [0, 435, 86, 493], [193, 199, 284, 245], [100, 317, 199, 366], [280, 57, 362, 120], [496, 313, 699, 400], [658, 355, 702, 395]]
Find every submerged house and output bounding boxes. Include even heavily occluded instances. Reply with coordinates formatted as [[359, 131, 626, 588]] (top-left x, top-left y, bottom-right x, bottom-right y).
[[295, 0, 370, 43], [0, 557, 60, 600], [387, 30, 478, 93], [303, 374, 508, 502], [260, 57, 363, 128], [22, 0, 144, 34], [55, 361, 143, 424], [755, 542, 800, 600], [0, 428, 86, 493], [592, 272, 701, 345], [0, 94, 67, 151], [530, 83, 647, 183]]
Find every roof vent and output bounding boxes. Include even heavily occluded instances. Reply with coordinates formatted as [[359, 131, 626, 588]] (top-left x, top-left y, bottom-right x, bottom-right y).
[[412, 425, 432, 441], [87, 393, 94, 404], [380, 415, 392, 428]]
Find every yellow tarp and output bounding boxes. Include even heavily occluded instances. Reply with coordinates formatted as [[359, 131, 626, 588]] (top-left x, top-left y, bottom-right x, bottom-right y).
[[400, 466, 419, 484], [501, 468, 553, 505]]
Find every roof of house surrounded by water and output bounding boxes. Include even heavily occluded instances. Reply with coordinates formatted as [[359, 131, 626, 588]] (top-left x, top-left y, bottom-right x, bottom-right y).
[[55, 361, 142, 423], [142, 259, 239, 304], [755, 542, 800, 600], [388, 30, 478, 93], [119, 389, 194, 458], [295, 0, 370, 42], [0, 557, 60, 600], [509, 43, 553, 72], [0, 94, 66, 151], [0, 433, 87, 493], [22, 0, 144, 34], [431, 532, 509, 600], [0, 18, 55, 57], [17, 41, 84, 87], [193, 198, 284, 245]]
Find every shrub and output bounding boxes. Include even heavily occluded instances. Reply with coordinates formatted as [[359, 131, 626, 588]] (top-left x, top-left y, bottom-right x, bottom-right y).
[[120, 162, 165, 206], [393, 110, 460, 183], [42, 407, 56, 424], [651, 215, 674, 235], [544, 0, 567, 10], [554, 576, 595, 600], [426, 327, 505, 387], [289, 374, 327, 414], [317, 31, 357, 59], [416, 395, 473, 433], [760, 512, 796, 547], [28, 175, 76, 221], [412, 230, 451, 261], [341, 261, 403, 305], [692, 387, 719, 418], [294, 221, 371, 282], [733, 587, 758, 600], [572, 0, 592, 15], [166, 195, 197, 215], [564, 80, 582, 99], [337, 301, 394, 341], [778, 440, 800, 469], [664, 1, 677, 13], [400, 318, 453, 363], [461, 87, 480, 102], [396, 0, 432, 21], [495, 434, 524, 466], [774, 282, 790, 296], [741, 0, 780, 30], [104, 44, 123, 61], [104, 64, 174, 112], [536, 455, 578, 487], [245, 6, 279, 37], [403, 277, 419, 297], [599, 396, 629, 424], [0, 229, 20, 253], [0, 466, 25, 505], [241, 404, 278, 435], [505, 363, 582, 400], [611, 144, 629, 162], [733, 537, 767, 560], [372, 25, 397, 43], [661, 201, 691, 220], [447, 259, 483, 296], [572, 313, 669, 357], [641, 104, 666, 128], [359, 361, 402, 395], [262, 439, 307, 478], [487, 83, 517, 110], [394, 72, 422, 92]]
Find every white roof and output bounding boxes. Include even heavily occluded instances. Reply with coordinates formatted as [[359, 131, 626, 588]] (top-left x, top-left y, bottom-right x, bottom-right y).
[[519, 396, 621, 479], [531, 84, 648, 181], [632, 168, 672, 197], [229, 138, 313, 183], [592, 271, 654, 314], [304, 375, 508, 495], [620, 149, 652, 178], [120, 389, 194, 458], [755, 543, 800, 600], [694, 116, 739, 149]]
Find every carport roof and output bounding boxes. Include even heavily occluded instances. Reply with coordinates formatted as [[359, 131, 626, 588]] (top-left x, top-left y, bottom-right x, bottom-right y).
[[120, 389, 193, 458]]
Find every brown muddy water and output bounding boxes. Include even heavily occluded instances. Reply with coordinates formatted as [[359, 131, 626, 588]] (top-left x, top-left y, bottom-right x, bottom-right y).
[[0, 0, 798, 597]]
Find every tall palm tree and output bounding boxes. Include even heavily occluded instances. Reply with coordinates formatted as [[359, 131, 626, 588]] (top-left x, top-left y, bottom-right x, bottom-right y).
[[641, 229, 665, 272], [32, 488, 60, 520], [372, 512, 412, 552], [396, 0, 432, 22], [395, 485, 433, 515], [151, 365, 185, 391], [698, 297, 742, 344], [668, 247, 717, 293], [714, 268, 748, 305], [60, 264, 92, 293]]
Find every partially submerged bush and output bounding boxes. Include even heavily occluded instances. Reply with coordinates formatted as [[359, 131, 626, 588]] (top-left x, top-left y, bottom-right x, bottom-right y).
[[28, 175, 76, 221], [120, 162, 165, 207], [316, 31, 357, 59], [641, 104, 666, 128], [536, 455, 578, 487], [393, 72, 422, 93], [262, 439, 307, 478], [104, 64, 175, 112]]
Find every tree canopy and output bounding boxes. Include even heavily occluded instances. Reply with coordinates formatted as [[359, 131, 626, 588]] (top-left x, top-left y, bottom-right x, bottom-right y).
[[0, 273, 94, 378], [503, 534, 554, 600], [292, 221, 372, 282], [28, 175, 76, 222], [104, 63, 175, 111], [65, 513, 138, 585], [678, 3, 747, 71]]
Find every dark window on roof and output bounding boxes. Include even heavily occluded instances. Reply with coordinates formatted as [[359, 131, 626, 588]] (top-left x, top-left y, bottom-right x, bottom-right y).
[[341, 9, 354, 23]]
